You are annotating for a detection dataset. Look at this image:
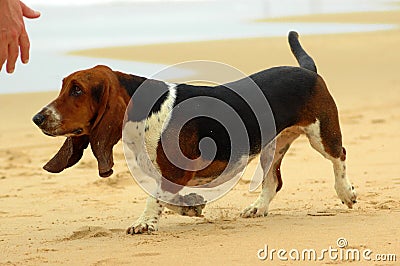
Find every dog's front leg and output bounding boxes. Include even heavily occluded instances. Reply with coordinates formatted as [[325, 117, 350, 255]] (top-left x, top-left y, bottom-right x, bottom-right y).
[[126, 196, 164, 234]]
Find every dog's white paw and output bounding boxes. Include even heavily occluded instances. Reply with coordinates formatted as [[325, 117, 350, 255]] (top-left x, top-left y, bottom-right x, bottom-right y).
[[240, 199, 269, 218], [335, 183, 357, 209], [126, 216, 159, 234]]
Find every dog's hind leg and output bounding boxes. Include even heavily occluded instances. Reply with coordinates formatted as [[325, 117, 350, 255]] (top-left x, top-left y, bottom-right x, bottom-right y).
[[302, 119, 357, 208], [241, 127, 301, 218]]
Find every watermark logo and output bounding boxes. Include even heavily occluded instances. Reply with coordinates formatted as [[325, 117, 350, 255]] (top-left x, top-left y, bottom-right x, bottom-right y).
[[257, 237, 397, 262], [122, 61, 276, 206], [336, 237, 348, 248]]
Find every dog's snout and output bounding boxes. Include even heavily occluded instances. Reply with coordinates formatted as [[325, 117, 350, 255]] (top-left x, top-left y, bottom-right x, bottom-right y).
[[32, 113, 46, 126]]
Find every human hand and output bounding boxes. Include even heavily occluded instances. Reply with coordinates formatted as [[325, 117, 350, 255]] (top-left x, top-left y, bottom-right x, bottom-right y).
[[0, 0, 40, 73]]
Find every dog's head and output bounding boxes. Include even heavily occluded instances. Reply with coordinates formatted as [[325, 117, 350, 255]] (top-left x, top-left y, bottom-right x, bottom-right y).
[[33, 65, 133, 177]]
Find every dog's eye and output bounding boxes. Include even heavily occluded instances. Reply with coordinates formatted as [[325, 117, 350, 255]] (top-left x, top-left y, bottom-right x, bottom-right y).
[[70, 85, 83, 97]]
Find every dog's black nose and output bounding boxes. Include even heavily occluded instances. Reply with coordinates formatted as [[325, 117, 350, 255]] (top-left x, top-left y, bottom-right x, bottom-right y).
[[32, 113, 46, 126]]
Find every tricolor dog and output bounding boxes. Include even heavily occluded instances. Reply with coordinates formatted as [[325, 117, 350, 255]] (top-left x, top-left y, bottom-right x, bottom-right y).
[[33, 32, 357, 234]]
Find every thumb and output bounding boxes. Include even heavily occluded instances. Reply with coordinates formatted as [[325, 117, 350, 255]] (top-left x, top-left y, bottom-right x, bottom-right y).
[[20, 1, 41, 19]]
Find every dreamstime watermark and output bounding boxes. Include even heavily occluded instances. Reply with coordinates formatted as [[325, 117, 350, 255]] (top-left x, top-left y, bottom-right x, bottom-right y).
[[257, 237, 397, 262], [122, 60, 277, 206]]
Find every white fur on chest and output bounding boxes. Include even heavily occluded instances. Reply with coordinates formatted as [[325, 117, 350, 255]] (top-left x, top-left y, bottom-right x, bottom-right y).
[[123, 83, 177, 177]]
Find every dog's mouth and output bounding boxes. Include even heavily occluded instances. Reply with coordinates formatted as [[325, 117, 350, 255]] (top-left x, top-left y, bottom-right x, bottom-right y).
[[42, 128, 83, 137], [43, 131, 56, 137]]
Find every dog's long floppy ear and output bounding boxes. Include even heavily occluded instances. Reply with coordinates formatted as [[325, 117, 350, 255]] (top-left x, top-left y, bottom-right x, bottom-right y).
[[43, 136, 90, 173], [88, 68, 129, 177]]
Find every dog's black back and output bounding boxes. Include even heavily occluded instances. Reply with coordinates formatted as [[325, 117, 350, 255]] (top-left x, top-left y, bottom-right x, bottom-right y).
[[172, 66, 318, 162]]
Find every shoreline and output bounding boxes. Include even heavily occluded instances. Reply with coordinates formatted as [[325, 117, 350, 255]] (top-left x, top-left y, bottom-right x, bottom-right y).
[[257, 9, 400, 24], [69, 9, 400, 66]]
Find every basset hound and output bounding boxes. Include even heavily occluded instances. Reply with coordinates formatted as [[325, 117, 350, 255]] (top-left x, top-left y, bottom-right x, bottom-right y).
[[33, 32, 357, 234]]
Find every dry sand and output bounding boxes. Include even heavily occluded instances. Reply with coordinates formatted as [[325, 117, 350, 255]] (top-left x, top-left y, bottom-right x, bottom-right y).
[[1, 10, 400, 265]]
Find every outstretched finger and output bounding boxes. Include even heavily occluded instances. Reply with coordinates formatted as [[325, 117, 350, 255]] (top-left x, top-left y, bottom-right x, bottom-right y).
[[20, 1, 41, 19], [6, 41, 19, 73], [19, 29, 30, 64]]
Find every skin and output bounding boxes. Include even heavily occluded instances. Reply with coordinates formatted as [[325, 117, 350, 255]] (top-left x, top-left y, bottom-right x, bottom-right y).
[[0, 0, 40, 73]]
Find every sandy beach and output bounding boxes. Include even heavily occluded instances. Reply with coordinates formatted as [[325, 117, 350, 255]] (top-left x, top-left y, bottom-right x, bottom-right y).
[[1, 9, 399, 265]]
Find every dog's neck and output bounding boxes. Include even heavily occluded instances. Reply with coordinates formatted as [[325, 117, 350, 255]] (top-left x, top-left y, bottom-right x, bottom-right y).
[[115, 71, 147, 98]]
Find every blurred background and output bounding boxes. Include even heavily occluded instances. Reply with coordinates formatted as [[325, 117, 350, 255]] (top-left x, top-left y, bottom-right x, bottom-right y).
[[0, 0, 397, 93]]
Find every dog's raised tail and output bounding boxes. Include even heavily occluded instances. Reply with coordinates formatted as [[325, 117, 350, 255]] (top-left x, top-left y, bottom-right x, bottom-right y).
[[288, 31, 317, 73]]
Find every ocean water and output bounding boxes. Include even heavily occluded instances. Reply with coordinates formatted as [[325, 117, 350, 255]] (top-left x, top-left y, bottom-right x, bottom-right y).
[[0, 0, 397, 94]]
